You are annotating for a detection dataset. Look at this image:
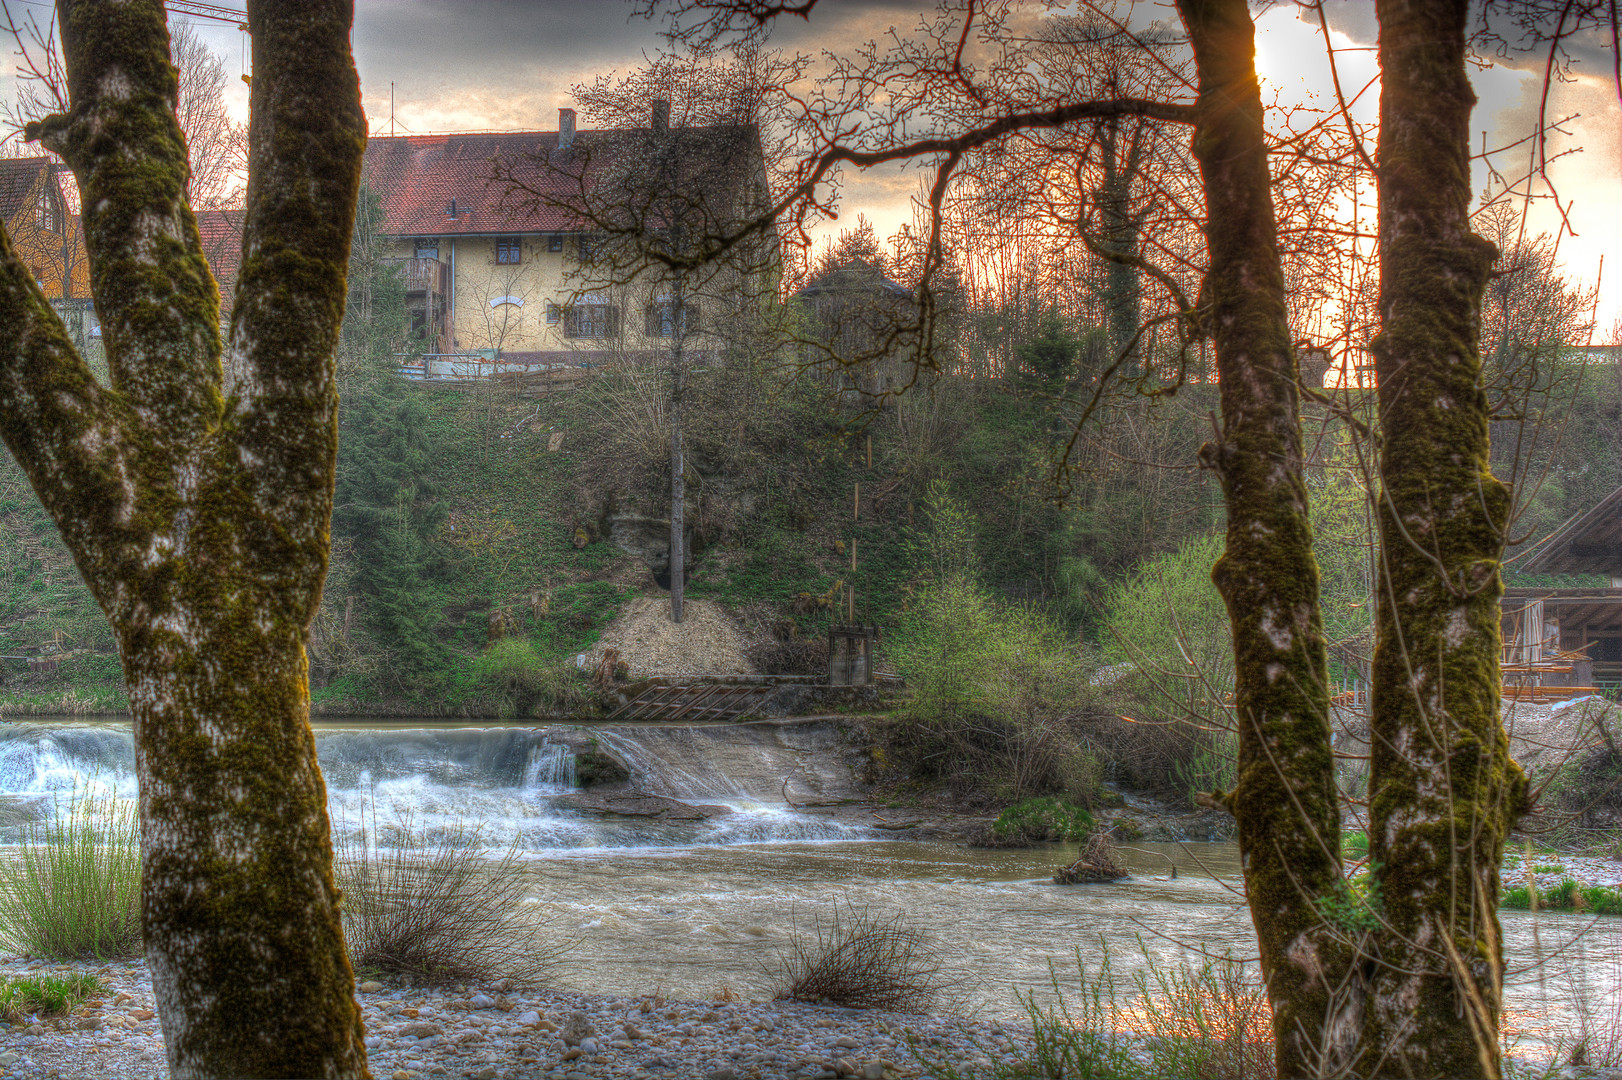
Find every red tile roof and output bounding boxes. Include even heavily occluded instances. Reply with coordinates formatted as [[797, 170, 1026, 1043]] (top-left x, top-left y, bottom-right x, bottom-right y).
[[0, 156, 52, 222], [361, 125, 764, 239], [195, 209, 246, 301], [362, 131, 591, 237]]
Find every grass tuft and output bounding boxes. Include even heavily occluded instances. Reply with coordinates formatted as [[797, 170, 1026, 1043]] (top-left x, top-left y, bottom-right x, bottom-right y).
[[0, 972, 104, 1023], [771, 904, 951, 1013], [0, 789, 142, 959], [986, 937, 1274, 1080], [1502, 878, 1622, 916], [334, 803, 565, 988]]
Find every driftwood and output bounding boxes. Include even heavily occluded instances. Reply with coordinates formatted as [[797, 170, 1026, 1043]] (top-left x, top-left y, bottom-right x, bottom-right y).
[[1054, 830, 1129, 885]]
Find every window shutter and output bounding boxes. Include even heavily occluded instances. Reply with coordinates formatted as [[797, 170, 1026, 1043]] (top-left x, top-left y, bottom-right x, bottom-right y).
[[564, 307, 579, 338], [605, 305, 621, 338], [683, 302, 700, 334], [644, 304, 659, 338]]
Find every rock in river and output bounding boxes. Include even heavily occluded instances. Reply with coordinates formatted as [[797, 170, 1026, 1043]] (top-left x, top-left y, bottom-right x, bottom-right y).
[[556, 792, 731, 821]]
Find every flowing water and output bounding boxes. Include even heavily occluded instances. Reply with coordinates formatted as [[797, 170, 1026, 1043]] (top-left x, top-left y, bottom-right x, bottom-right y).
[[2, 718, 1617, 1038]]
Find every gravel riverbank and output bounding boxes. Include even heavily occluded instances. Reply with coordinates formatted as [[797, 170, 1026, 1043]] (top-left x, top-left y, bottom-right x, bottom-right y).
[[0, 957, 1032, 1080]]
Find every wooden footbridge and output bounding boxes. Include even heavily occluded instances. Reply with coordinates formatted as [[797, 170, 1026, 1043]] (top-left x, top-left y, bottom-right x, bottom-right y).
[[604, 675, 819, 722]]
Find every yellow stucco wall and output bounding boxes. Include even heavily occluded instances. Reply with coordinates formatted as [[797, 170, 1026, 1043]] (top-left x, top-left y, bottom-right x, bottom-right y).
[[390, 235, 732, 357]]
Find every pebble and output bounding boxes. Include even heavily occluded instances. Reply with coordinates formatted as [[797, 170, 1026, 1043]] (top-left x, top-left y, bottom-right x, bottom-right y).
[[5, 954, 1608, 1080]]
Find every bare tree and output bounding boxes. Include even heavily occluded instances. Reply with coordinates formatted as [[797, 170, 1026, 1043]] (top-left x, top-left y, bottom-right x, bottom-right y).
[[3, 7, 248, 210], [0, 1, 367, 1076], [170, 21, 247, 209], [634, 0, 1622, 1072]]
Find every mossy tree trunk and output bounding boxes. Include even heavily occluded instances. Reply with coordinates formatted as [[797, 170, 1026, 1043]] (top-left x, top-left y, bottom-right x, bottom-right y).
[[1177, 2, 1353, 1074], [0, 1, 368, 1076], [1365, 2, 1527, 1076]]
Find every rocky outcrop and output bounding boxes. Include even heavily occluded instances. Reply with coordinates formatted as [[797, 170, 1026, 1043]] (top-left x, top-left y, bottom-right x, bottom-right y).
[[554, 792, 730, 821], [606, 513, 695, 588]]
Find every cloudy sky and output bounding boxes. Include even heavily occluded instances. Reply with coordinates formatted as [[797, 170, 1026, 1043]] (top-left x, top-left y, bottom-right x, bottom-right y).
[[95, 1, 1622, 334]]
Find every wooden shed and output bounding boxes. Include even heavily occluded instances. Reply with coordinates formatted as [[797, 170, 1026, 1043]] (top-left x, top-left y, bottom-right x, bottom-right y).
[[1503, 485, 1622, 692]]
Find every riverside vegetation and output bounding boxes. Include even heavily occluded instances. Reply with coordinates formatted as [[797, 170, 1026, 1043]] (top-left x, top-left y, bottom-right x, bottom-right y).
[[5, 187, 1622, 834], [3, 128, 1622, 1080]]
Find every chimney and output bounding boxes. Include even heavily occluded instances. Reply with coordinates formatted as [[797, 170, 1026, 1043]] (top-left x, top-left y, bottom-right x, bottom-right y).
[[651, 99, 670, 132], [558, 107, 576, 149]]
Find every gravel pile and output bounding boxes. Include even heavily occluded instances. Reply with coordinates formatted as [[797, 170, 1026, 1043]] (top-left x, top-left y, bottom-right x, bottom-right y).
[[584, 597, 757, 678], [0, 958, 1030, 1080]]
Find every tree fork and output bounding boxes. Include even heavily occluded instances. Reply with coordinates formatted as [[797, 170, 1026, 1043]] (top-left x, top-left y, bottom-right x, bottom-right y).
[[1178, 2, 1352, 1074], [1366, 1, 1527, 1075], [0, 1, 369, 1075]]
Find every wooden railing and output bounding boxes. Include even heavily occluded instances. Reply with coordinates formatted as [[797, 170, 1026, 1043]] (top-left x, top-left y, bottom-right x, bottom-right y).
[[386, 257, 449, 295]]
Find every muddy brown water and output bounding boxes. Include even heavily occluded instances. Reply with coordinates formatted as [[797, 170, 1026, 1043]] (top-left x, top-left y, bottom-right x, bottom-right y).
[[3, 717, 1618, 1046]]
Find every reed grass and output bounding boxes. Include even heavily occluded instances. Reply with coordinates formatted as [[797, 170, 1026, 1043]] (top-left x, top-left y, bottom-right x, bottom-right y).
[[0, 789, 142, 959], [984, 937, 1274, 1080], [333, 804, 564, 988], [771, 904, 952, 1013], [1502, 878, 1622, 915]]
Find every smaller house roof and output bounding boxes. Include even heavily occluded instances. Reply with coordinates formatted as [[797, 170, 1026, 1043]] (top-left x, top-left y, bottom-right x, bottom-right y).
[[0, 156, 52, 221], [795, 260, 912, 301], [1517, 484, 1622, 575], [195, 209, 246, 302]]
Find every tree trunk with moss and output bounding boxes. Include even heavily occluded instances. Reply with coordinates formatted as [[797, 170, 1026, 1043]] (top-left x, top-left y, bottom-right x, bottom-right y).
[[0, 1, 368, 1076], [1176, 2, 1353, 1075], [1365, 2, 1527, 1075]]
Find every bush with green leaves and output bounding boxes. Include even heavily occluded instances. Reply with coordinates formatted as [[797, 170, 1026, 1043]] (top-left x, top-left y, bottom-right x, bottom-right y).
[[471, 638, 589, 718], [1099, 534, 1242, 805], [0, 790, 142, 959], [988, 797, 1095, 846], [887, 572, 1101, 800]]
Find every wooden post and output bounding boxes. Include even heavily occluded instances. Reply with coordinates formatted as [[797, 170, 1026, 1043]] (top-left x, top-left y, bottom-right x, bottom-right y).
[[853, 482, 859, 521], [851, 537, 857, 573], [866, 434, 872, 469]]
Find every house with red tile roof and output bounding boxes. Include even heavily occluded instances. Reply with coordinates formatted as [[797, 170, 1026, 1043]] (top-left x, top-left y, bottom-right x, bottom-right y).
[[0, 156, 99, 361], [0, 156, 90, 301], [361, 104, 776, 369]]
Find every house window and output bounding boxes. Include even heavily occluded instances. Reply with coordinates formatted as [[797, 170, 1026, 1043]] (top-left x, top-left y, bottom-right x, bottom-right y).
[[414, 239, 439, 260], [545, 301, 561, 325], [495, 236, 522, 264], [564, 301, 618, 339], [646, 299, 700, 337], [36, 190, 60, 234], [547, 234, 564, 253], [577, 234, 599, 261]]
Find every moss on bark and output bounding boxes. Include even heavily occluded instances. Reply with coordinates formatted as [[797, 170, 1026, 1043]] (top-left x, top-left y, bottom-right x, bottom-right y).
[[1177, 2, 1351, 1075], [1366, 2, 1529, 1076], [0, 1, 369, 1076]]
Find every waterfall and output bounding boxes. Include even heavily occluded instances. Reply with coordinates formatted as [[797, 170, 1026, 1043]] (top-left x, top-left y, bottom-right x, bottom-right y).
[[0, 720, 869, 849], [595, 722, 870, 843], [524, 740, 576, 790]]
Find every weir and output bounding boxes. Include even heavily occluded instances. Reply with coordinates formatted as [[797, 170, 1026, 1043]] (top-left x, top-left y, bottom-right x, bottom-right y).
[[0, 719, 865, 850]]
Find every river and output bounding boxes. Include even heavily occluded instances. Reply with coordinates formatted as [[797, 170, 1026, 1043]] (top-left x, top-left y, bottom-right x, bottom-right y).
[[2, 718, 1616, 1047]]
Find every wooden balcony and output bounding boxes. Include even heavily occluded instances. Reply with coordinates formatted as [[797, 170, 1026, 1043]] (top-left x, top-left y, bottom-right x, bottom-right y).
[[387, 257, 449, 296]]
